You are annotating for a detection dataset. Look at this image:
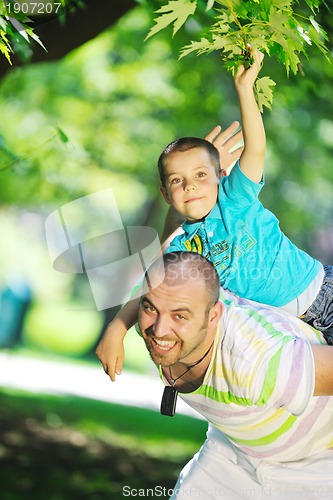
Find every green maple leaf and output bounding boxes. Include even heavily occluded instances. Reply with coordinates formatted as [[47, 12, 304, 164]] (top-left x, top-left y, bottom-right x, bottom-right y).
[[308, 21, 330, 58], [269, 10, 303, 47], [213, 12, 233, 33], [180, 33, 241, 60], [283, 43, 302, 75], [25, 28, 47, 51], [180, 37, 212, 58], [56, 127, 69, 144], [206, 0, 215, 10], [255, 76, 276, 112], [145, 0, 330, 110], [304, 0, 322, 10], [273, 0, 293, 10], [0, 30, 12, 64], [0, 40, 12, 64], [145, 0, 197, 40]]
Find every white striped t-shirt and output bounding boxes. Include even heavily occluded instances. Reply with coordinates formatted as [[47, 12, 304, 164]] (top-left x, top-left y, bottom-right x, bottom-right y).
[[161, 290, 333, 462]]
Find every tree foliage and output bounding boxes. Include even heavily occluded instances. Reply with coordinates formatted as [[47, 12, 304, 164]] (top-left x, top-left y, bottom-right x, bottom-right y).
[[0, 4, 332, 252], [0, 0, 44, 63], [0, 0, 80, 64], [0, 4, 332, 310], [146, 0, 330, 109]]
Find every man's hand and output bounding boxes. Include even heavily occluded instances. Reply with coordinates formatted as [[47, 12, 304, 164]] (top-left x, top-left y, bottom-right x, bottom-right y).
[[95, 299, 140, 381], [205, 121, 243, 171], [95, 319, 127, 381]]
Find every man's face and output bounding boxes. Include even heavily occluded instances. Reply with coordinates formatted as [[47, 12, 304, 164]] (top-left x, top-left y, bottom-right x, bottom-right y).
[[138, 276, 218, 367], [160, 147, 219, 223]]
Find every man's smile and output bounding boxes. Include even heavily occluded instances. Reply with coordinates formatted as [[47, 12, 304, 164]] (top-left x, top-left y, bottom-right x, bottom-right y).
[[152, 338, 177, 352]]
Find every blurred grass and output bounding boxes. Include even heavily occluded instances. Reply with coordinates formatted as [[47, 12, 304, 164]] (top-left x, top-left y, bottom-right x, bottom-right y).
[[1, 249, 205, 498], [0, 387, 207, 499], [0, 387, 206, 458], [24, 301, 103, 355], [21, 301, 151, 373]]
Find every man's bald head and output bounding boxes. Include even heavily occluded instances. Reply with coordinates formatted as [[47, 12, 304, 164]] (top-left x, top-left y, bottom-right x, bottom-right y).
[[146, 252, 220, 310]]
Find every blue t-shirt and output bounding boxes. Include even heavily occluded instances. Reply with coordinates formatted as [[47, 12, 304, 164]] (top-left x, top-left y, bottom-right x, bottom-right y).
[[166, 161, 321, 306]]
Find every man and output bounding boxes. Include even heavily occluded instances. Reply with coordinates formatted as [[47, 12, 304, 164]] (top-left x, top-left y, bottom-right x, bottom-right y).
[[137, 252, 333, 499]]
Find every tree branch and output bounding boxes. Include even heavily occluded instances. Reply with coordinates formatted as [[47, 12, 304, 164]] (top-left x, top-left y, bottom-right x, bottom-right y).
[[0, 0, 136, 79]]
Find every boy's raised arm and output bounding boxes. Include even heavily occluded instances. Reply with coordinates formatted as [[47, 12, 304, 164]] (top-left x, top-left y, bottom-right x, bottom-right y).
[[235, 49, 266, 184]]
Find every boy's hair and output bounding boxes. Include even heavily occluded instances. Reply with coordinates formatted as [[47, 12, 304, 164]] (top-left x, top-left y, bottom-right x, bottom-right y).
[[158, 137, 221, 188]]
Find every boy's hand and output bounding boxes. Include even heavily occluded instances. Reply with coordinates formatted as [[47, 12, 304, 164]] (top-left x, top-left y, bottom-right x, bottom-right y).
[[205, 121, 244, 171], [95, 321, 126, 382], [235, 48, 264, 91]]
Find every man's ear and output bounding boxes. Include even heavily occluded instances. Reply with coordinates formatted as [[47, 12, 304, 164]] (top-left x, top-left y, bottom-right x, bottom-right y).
[[208, 301, 223, 328], [160, 186, 172, 205]]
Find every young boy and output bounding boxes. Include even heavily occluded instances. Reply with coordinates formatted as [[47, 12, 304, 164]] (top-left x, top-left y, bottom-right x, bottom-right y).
[[96, 50, 333, 380]]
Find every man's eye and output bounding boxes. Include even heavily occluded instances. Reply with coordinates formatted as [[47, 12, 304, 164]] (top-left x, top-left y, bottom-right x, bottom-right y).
[[175, 314, 186, 320], [196, 172, 206, 178], [144, 305, 155, 313]]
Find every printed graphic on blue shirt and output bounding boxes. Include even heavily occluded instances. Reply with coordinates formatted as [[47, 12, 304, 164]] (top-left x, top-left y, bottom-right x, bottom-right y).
[[182, 225, 257, 279]]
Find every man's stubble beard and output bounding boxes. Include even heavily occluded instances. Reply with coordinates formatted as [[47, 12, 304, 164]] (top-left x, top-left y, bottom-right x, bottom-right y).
[[145, 308, 210, 368]]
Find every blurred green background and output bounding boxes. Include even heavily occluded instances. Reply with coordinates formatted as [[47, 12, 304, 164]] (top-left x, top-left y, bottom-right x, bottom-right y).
[[0, 1, 332, 498]]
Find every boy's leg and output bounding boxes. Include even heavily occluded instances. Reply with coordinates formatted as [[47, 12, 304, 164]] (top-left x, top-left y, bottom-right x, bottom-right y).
[[302, 265, 333, 345]]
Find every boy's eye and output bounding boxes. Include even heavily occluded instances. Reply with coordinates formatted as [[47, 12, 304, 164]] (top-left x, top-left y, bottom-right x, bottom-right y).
[[196, 171, 206, 178], [170, 178, 182, 185]]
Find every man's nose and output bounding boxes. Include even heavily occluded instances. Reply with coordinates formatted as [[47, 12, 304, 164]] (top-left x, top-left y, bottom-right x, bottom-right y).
[[153, 316, 171, 337]]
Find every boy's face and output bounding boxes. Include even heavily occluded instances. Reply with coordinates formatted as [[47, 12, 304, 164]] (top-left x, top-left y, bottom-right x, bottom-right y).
[[160, 147, 219, 222]]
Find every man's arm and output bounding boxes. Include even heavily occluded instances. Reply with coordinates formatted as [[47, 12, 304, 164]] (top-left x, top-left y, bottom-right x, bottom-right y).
[[235, 49, 265, 184], [312, 344, 333, 396], [160, 207, 185, 250], [95, 297, 140, 381]]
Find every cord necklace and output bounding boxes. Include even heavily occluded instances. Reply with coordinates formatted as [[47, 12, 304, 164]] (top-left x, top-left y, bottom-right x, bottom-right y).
[[160, 341, 214, 417]]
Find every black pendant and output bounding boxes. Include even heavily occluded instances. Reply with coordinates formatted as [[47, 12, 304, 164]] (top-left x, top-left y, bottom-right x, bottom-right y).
[[160, 386, 178, 417]]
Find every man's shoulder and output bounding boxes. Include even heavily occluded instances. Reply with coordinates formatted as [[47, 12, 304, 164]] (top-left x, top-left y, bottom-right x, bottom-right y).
[[220, 289, 320, 345], [217, 293, 315, 413]]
